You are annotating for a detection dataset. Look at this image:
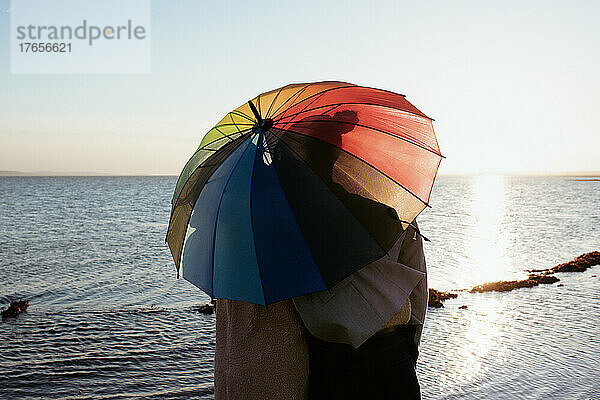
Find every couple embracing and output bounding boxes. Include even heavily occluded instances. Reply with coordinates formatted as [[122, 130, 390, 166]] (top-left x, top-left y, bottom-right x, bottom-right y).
[[214, 221, 427, 400]]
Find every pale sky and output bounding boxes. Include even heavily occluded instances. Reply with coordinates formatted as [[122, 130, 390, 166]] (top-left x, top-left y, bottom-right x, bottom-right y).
[[1, 0, 598, 175]]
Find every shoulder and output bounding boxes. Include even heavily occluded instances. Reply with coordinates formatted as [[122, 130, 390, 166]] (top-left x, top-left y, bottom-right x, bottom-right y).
[[398, 220, 425, 267]]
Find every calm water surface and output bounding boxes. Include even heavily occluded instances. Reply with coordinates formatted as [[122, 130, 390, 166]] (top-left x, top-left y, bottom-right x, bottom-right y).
[[0, 176, 598, 399]]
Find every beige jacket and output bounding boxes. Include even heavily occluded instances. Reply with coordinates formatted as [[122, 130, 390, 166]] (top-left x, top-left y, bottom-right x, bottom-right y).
[[214, 299, 309, 400]]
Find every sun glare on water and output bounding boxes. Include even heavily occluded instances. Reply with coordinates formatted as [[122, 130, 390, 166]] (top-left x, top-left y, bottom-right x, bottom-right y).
[[427, 175, 515, 386], [466, 174, 512, 284]]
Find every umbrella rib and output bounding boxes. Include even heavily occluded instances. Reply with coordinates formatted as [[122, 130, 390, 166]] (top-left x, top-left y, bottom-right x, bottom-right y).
[[173, 130, 253, 202], [173, 129, 252, 212], [278, 92, 330, 126], [281, 103, 343, 123], [200, 127, 253, 149], [229, 113, 247, 136], [271, 82, 355, 120], [268, 82, 358, 120], [203, 126, 249, 147], [271, 85, 353, 123], [272, 118, 443, 158], [212, 122, 254, 130], [270, 127, 432, 208], [264, 86, 284, 119], [182, 130, 252, 203], [230, 110, 256, 123], [354, 84, 406, 99], [214, 126, 235, 142], [249, 135, 269, 306], [267, 84, 312, 121], [272, 82, 356, 119], [274, 101, 432, 124], [426, 156, 443, 204], [209, 136, 257, 299]]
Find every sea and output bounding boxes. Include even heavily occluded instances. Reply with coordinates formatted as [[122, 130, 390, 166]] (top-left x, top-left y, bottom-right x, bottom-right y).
[[0, 175, 598, 399]]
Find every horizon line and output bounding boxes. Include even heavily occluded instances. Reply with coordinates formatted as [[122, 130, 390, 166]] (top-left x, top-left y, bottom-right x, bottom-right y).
[[1, 170, 599, 178]]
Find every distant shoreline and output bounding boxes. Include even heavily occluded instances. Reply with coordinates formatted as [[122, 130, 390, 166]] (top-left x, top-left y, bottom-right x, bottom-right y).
[[0, 171, 176, 177], [1, 171, 599, 178]]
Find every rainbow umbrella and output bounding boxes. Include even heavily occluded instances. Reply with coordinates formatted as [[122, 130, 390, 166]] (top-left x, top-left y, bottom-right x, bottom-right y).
[[166, 81, 442, 305]]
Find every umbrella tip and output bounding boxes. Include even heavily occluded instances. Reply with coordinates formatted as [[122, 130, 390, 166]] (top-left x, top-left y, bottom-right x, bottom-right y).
[[248, 100, 273, 131], [248, 100, 263, 125]]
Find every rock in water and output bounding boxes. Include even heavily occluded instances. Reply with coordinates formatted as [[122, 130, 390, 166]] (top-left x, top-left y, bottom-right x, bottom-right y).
[[1, 300, 29, 319], [529, 251, 600, 273], [193, 303, 215, 314], [551, 252, 600, 272], [470, 278, 538, 293], [428, 289, 457, 308], [470, 273, 559, 293], [529, 274, 560, 284]]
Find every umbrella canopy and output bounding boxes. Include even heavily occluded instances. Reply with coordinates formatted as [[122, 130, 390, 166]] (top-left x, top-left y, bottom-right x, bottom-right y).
[[166, 81, 442, 305]]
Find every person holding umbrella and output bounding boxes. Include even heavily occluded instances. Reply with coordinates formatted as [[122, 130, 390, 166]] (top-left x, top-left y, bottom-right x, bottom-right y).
[[294, 221, 427, 400]]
